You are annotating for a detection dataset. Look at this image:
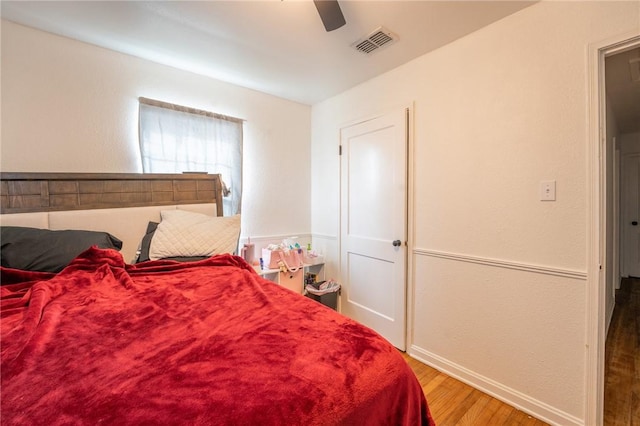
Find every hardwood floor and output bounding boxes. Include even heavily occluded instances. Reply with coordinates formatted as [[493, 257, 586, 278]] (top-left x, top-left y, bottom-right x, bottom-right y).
[[402, 353, 548, 425], [604, 276, 640, 426]]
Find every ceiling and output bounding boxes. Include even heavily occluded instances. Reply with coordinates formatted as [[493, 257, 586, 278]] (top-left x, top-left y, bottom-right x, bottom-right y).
[[605, 48, 640, 134], [1, 0, 536, 105]]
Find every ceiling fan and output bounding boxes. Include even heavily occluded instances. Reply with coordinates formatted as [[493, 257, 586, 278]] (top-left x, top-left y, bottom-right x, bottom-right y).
[[313, 0, 346, 32]]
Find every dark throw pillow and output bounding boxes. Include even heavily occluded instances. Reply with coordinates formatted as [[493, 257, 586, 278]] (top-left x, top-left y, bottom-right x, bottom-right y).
[[1, 226, 123, 273], [136, 221, 159, 263]]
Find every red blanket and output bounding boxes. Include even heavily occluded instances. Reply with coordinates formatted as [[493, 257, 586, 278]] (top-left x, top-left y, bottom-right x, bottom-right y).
[[1, 247, 434, 425]]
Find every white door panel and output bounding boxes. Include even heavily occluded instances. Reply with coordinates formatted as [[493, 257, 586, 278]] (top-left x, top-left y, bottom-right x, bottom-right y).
[[347, 129, 396, 240], [340, 109, 407, 350], [347, 253, 395, 320]]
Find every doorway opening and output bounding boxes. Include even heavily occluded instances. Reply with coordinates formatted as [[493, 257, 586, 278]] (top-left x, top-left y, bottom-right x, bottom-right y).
[[603, 45, 640, 424], [590, 34, 640, 425]]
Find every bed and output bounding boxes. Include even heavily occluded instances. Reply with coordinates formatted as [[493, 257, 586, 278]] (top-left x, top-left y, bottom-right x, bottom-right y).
[[1, 173, 434, 425]]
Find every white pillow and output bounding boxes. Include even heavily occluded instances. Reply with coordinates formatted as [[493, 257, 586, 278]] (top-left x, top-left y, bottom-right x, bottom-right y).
[[149, 210, 240, 260]]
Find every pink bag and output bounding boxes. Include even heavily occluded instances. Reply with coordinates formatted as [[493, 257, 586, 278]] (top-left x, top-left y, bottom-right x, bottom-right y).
[[264, 248, 303, 271]]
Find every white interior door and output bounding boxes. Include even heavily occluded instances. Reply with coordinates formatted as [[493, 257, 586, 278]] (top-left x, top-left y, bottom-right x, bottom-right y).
[[340, 109, 407, 350], [622, 153, 640, 277]]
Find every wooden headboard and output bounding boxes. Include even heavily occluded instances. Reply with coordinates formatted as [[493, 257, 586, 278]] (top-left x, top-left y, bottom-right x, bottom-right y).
[[0, 173, 225, 263], [0, 172, 223, 216]]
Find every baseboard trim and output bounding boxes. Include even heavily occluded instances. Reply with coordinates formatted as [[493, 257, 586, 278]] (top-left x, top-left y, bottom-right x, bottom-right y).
[[311, 233, 338, 241], [243, 233, 341, 244], [415, 248, 587, 280], [239, 233, 311, 245], [409, 345, 584, 426]]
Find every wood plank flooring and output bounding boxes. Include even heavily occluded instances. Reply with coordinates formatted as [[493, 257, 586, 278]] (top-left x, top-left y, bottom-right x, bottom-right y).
[[604, 277, 640, 426], [401, 277, 639, 425], [402, 353, 548, 425]]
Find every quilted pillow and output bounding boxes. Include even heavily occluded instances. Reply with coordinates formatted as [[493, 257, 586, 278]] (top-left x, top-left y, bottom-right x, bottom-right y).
[[149, 210, 240, 261], [136, 222, 208, 263], [0, 226, 123, 273]]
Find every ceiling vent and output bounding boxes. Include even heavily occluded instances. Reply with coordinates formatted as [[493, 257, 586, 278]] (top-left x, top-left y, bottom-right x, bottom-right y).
[[352, 27, 398, 55]]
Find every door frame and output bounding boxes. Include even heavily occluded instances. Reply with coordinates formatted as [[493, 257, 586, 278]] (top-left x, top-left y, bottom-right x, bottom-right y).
[[338, 103, 414, 350], [612, 137, 620, 290], [587, 32, 640, 426]]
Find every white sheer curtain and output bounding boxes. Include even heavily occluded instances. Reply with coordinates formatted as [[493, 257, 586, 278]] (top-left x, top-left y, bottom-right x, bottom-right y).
[[139, 98, 243, 215]]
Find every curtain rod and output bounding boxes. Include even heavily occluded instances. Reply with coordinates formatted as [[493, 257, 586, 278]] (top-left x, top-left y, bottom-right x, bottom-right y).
[[139, 97, 245, 123]]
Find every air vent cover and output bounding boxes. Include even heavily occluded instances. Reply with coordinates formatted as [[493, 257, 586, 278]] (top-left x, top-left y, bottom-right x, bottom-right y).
[[352, 27, 398, 55]]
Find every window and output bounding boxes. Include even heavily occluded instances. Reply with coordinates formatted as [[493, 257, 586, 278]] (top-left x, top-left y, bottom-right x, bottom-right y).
[[138, 97, 243, 215]]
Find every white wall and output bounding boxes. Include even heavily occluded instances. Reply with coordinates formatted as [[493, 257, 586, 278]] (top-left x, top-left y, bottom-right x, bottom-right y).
[[605, 98, 620, 333], [619, 131, 640, 279], [0, 20, 312, 243], [311, 2, 639, 425], [619, 131, 640, 154]]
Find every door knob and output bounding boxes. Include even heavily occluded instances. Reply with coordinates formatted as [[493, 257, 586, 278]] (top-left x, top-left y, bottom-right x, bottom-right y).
[[632, 221, 638, 226], [392, 240, 402, 247]]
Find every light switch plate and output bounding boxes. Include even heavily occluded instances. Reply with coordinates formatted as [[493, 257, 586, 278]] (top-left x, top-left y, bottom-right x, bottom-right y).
[[540, 180, 556, 201]]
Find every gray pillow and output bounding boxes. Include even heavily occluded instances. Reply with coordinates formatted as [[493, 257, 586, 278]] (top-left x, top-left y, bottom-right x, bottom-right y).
[[1, 226, 123, 273], [136, 221, 159, 263]]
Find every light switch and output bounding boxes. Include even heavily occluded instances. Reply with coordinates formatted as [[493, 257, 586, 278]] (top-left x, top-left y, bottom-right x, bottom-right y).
[[540, 180, 556, 201]]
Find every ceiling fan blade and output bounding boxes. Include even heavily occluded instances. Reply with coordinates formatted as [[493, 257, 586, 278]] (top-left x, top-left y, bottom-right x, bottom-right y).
[[313, 0, 346, 32]]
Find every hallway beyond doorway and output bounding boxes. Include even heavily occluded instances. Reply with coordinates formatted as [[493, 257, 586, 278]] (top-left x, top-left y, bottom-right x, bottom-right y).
[[604, 276, 640, 425]]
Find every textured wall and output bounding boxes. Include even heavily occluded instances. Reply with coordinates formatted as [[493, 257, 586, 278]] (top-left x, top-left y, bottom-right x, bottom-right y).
[[605, 99, 620, 332]]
